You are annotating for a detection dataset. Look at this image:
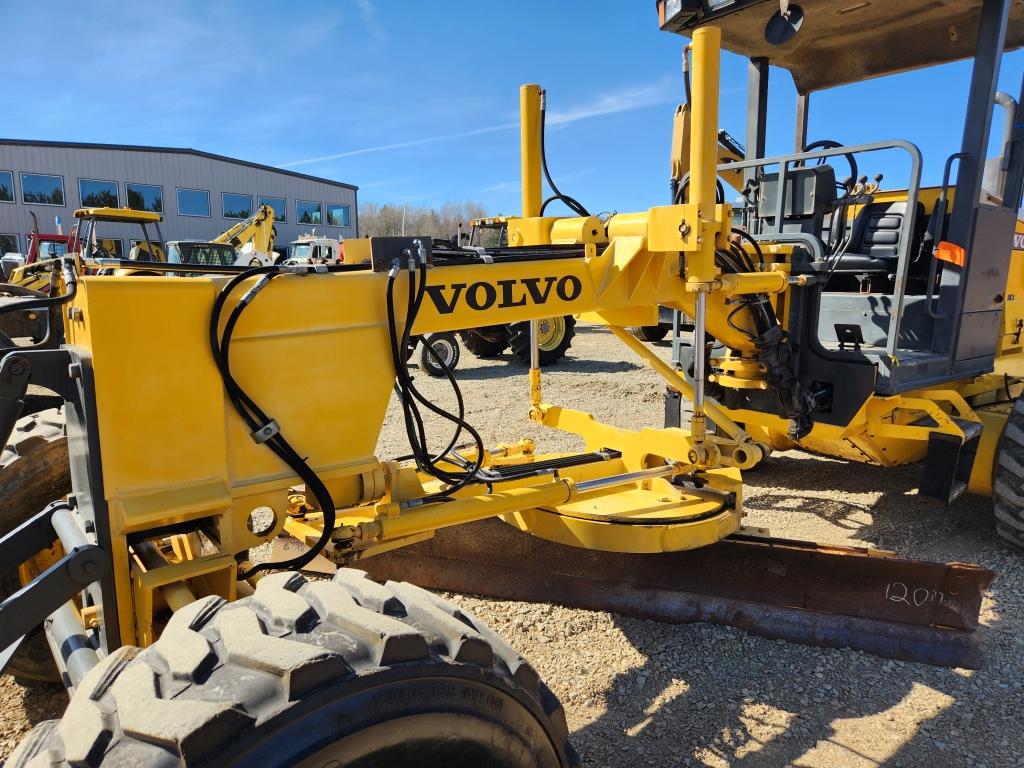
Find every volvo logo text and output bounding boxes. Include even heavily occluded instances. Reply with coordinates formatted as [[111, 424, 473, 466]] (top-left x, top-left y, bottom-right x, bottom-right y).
[[424, 276, 583, 315]]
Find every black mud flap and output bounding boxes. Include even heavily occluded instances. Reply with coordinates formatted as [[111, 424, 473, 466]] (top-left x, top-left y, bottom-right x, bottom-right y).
[[920, 419, 983, 503]]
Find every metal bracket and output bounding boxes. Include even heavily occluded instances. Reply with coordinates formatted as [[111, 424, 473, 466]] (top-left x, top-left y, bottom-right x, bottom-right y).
[[0, 502, 111, 657]]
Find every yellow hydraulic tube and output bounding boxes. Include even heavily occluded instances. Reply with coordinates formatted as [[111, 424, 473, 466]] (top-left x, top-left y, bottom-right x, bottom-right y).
[[718, 270, 789, 296], [372, 480, 577, 541], [520, 84, 543, 218], [687, 26, 722, 286], [607, 325, 752, 446]]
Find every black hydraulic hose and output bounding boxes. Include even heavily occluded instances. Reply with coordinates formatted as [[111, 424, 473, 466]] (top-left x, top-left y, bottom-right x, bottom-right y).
[[731, 228, 764, 269], [539, 93, 590, 218], [673, 176, 726, 206], [385, 255, 465, 483], [208, 264, 341, 578], [0, 258, 78, 317], [383, 250, 544, 499], [387, 254, 488, 493]]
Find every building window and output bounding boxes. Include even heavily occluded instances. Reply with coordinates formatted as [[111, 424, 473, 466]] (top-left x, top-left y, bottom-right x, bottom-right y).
[[0, 234, 18, 256], [79, 178, 119, 208], [222, 192, 253, 220], [126, 183, 163, 213], [21, 173, 65, 206], [176, 188, 210, 217], [326, 204, 350, 228], [0, 172, 14, 203], [257, 195, 286, 223], [297, 200, 322, 225]]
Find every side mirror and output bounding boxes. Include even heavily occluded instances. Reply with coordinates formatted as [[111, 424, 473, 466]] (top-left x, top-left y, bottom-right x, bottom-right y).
[[764, 2, 804, 45]]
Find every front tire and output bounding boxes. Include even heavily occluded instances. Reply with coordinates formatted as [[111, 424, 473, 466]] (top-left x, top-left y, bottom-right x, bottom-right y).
[[0, 408, 70, 685], [627, 323, 671, 343], [508, 316, 576, 367], [10, 570, 578, 768], [993, 396, 1024, 549]]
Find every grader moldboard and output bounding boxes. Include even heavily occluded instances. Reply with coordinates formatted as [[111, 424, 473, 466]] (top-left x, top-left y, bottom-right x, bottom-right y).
[[0, 6, 1003, 768]]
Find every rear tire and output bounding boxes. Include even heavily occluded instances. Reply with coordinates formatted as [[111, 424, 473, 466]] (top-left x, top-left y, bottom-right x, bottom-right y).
[[993, 397, 1024, 550], [459, 326, 509, 358], [508, 316, 576, 367], [420, 332, 460, 377], [10, 569, 579, 768], [0, 408, 70, 685], [627, 323, 671, 343]]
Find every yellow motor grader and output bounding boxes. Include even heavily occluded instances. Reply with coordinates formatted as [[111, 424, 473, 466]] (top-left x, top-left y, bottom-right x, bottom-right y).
[[0, 3, 1009, 766]]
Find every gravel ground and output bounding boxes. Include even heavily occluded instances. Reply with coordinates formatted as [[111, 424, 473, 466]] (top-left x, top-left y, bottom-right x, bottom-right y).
[[2, 322, 1022, 766]]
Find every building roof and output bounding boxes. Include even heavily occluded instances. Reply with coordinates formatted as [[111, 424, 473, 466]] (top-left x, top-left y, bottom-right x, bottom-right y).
[[0, 138, 357, 191]]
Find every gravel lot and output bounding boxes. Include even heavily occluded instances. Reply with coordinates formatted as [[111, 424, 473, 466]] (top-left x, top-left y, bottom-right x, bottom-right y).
[[2, 322, 1021, 767]]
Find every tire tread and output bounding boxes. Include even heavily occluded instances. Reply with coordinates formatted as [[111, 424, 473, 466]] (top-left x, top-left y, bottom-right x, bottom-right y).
[[993, 397, 1024, 550], [10, 570, 578, 767]]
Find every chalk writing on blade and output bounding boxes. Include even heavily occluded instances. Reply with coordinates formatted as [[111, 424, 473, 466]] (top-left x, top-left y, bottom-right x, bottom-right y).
[[885, 581, 944, 607]]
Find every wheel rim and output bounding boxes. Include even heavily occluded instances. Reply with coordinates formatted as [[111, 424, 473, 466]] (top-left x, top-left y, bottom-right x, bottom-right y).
[[430, 338, 456, 366], [536, 318, 565, 352]]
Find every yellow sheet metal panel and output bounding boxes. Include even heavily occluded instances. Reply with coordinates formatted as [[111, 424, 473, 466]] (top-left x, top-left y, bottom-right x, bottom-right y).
[[968, 405, 1011, 497]]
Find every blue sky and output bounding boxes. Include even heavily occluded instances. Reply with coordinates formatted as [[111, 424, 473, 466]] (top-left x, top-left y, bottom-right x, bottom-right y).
[[4, 1, 1023, 215]]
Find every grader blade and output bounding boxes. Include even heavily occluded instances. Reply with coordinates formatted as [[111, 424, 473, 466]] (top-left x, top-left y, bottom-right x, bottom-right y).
[[358, 518, 993, 669]]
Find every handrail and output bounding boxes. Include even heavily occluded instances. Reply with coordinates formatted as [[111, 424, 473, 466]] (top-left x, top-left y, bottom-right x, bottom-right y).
[[925, 152, 967, 321], [721, 140, 924, 359]]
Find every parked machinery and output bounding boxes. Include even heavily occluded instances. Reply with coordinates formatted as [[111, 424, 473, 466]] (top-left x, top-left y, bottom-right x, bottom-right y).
[[455, 214, 577, 366], [0, 207, 165, 347]]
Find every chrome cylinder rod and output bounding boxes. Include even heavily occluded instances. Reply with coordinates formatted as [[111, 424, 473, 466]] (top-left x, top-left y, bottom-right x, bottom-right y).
[[575, 464, 677, 494], [692, 291, 707, 413]]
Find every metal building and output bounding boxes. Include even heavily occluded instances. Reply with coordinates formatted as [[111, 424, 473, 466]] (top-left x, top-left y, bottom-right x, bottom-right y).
[[0, 139, 357, 258]]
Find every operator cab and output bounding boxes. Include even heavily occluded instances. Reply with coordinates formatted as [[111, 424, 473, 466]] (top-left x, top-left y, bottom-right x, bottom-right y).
[[288, 234, 343, 264], [661, 0, 1024, 402]]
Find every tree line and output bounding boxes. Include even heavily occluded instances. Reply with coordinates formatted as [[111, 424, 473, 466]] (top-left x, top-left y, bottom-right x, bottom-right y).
[[359, 201, 491, 239]]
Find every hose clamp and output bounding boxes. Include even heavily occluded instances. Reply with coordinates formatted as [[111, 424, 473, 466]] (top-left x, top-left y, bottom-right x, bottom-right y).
[[252, 419, 280, 444]]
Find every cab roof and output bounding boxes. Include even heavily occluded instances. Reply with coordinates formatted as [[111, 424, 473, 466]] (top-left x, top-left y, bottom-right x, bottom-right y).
[[660, 0, 1024, 92], [74, 207, 163, 224]]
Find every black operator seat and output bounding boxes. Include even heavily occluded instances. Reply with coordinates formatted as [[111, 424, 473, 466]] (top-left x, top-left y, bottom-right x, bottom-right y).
[[832, 200, 926, 273], [757, 165, 837, 237]]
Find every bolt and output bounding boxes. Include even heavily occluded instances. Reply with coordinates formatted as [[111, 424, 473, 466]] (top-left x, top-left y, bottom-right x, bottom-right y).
[[679, 220, 692, 238]]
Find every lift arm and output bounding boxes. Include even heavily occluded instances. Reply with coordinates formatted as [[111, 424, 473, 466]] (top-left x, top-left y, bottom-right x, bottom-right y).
[[211, 204, 277, 261]]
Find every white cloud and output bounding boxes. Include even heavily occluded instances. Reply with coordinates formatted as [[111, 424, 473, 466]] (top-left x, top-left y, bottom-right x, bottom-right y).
[[354, 0, 385, 40], [279, 122, 518, 167], [481, 180, 518, 194], [279, 78, 689, 169]]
